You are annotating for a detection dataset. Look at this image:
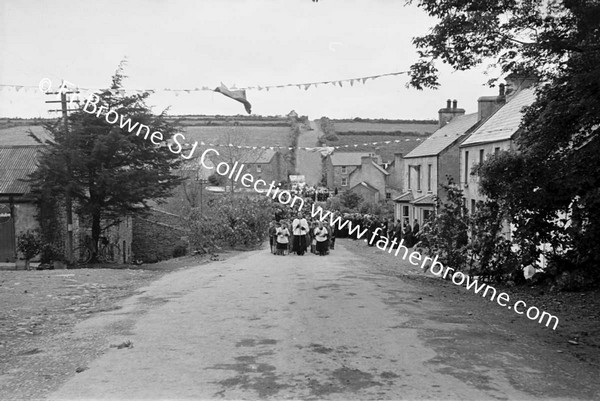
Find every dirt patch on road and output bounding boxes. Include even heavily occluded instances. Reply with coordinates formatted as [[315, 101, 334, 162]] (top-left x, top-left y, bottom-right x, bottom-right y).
[[344, 238, 600, 399], [0, 252, 237, 400]]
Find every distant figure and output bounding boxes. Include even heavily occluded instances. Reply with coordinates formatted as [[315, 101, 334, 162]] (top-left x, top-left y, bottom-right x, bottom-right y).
[[275, 223, 290, 256], [268, 220, 277, 254], [329, 217, 337, 250], [314, 222, 329, 256], [403, 223, 414, 248], [292, 212, 309, 255], [413, 219, 420, 236], [393, 219, 402, 242], [413, 219, 420, 245]]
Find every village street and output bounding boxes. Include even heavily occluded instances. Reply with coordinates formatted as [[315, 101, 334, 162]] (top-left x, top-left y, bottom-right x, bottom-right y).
[[295, 120, 323, 186], [47, 240, 599, 400]]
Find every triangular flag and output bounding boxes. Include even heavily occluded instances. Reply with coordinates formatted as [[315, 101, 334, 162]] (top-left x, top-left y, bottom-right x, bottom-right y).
[[214, 83, 252, 114], [304, 84, 311, 90]]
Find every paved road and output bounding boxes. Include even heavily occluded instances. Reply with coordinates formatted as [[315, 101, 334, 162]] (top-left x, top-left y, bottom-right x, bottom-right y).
[[295, 120, 323, 186], [49, 241, 569, 400]]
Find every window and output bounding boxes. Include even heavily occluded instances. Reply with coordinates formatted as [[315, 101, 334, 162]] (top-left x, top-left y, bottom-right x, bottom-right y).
[[494, 147, 500, 156], [427, 164, 432, 192], [464, 151, 469, 184], [471, 199, 476, 213], [479, 149, 484, 164], [341, 166, 347, 174], [256, 164, 262, 173], [403, 205, 409, 218], [416, 166, 421, 191], [341, 177, 348, 186], [386, 192, 391, 199], [423, 209, 431, 221]]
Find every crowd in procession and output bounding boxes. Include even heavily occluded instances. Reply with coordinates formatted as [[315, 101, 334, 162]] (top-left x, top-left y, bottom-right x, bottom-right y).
[[343, 214, 422, 248], [269, 213, 338, 257], [268, 210, 423, 257]]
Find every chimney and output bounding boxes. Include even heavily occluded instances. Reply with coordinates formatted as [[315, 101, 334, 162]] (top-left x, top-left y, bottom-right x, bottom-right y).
[[477, 85, 506, 121], [393, 152, 403, 168], [504, 73, 537, 98], [393, 152, 405, 192], [438, 99, 465, 128]]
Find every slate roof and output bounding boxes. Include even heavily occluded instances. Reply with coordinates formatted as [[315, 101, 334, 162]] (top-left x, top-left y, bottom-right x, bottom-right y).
[[0, 146, 42, 194], [461, 88, 536, 146], [413, 193, 436, 205], [236, 148, 277, 164], [330, 152, 371, 166], [393, 191, 414, 202], [405, 113, 479, 158], [371, 161, 389, 176], [349, 181, 378, 193]]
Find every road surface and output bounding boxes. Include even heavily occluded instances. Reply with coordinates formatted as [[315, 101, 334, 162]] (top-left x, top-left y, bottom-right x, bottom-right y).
[[295, 120, 323, 186], [48, 240, 596, 400]]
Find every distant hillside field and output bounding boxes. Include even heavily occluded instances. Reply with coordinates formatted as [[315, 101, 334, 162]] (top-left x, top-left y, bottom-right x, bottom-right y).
[[324, 132, 430, 163], [182, 125, 292, 148], [333, 121, 438, 135], [0, 125, 50, 146]]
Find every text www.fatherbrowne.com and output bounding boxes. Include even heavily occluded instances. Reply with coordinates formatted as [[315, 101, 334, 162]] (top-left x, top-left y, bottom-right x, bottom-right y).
[[80, 90, 559, 331], [309, 205, 559, 331]]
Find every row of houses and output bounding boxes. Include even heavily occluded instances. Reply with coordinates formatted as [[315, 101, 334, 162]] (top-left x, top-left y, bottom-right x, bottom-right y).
[[323, 75, 537, 231]]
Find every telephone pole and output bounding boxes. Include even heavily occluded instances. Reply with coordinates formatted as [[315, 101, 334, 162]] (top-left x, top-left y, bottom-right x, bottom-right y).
[[45, 82, 79, 265]]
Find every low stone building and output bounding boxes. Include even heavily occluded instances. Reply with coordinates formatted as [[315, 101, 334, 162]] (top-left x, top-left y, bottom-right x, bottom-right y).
[[348, 156, 389, 202], [0, 146, 44, 264]]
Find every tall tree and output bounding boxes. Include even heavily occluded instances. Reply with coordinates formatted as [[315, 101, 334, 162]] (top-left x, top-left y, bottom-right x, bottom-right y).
[[30, 64, 183, 261], [409, 0, 600, 277]]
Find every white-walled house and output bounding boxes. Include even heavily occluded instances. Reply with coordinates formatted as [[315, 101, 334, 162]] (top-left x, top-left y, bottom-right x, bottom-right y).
[[459, 87, 537, 215]]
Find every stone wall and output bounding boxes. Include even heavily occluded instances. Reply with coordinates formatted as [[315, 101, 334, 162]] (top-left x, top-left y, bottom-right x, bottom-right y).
[[132, 209, 188, 263]]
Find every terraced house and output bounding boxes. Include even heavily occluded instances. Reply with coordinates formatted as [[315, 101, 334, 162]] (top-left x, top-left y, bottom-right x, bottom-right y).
[[394, 90, 507, 228], [460, 82, 536, 217]]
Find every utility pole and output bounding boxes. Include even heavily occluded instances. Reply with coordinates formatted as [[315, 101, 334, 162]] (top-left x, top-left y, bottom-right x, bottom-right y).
[[45, 81, 79, 265]]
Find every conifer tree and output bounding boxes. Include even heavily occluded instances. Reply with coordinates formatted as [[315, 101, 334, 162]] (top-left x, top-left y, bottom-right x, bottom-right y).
[[30, 64, 183, 261]]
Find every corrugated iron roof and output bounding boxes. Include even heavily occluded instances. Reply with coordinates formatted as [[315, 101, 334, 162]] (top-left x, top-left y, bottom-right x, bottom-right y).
[[461, 88, 536, 146], [0, 146, 42, 194], [330, 152, 371, 166], [0, 125, 50, 146], [405, 113, 479, 158]]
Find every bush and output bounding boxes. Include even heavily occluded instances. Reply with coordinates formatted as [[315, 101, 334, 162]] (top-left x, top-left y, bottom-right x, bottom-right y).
[[172, 244, 187, 258], [40, 243, 62, 263], [188, 195, 279, 252], [17, 230, 42, 261]]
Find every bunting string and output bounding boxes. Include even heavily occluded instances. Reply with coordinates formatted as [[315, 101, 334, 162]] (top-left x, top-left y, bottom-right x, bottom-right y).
[[0, 71, 409, 95], [191, 136, 426, 152]]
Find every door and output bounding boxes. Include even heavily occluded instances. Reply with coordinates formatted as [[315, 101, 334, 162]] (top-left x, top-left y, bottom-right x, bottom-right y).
[[0, 204, 16, 262]]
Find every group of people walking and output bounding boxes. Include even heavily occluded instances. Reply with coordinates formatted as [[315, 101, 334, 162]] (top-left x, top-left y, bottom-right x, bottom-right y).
[[269, 213, 336, 256], [366, 217, 421, 248]]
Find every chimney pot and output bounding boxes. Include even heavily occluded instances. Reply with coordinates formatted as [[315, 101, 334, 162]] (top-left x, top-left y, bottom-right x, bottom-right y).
[[499, 84, 505, 97], [452, 99, 457, 109], [446, 99, 451, 108]]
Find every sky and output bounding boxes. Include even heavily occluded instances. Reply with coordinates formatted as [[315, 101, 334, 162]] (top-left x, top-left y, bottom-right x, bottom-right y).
[[0, 0, 500, 120]]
